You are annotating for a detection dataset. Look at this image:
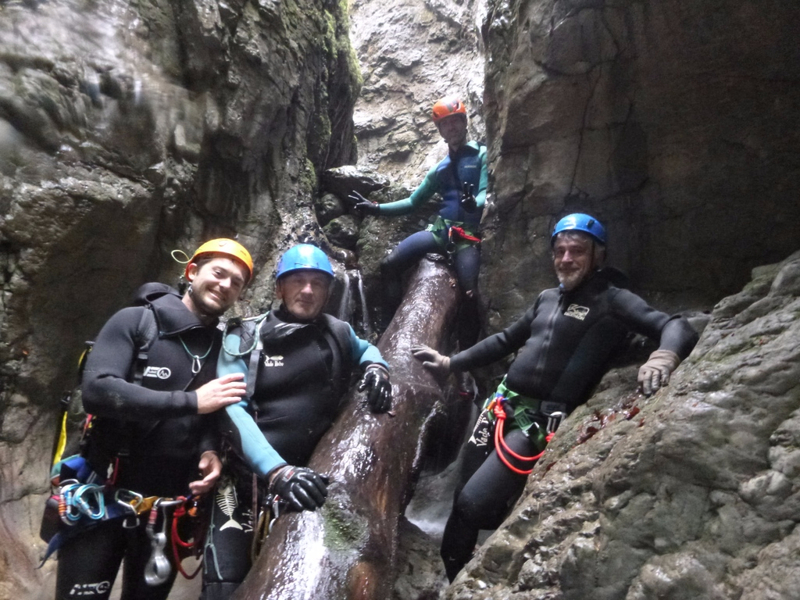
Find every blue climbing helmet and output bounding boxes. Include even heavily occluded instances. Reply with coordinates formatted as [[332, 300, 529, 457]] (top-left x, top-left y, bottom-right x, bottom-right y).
[[276, 244, 335, 280], [551, 213, 607, 246]]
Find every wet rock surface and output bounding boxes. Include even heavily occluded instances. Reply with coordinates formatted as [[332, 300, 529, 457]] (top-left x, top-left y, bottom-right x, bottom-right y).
[[349, 0, 487, 187], [0, 0, 359, 596], [479, 0, 800, 329], [446, 252, 800, 599]]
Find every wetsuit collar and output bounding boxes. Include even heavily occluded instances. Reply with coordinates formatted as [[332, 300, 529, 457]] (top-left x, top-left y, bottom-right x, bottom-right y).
[[449, 140, 480, 159], [259, 306, 326, 341], [151, 292, 218, 335]]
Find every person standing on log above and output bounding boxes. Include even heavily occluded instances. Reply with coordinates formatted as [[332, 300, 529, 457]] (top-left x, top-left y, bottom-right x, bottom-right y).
[[54, 239, 252, 600], [201, 243, 392, 600], [412, 213, 700, 582], [349, 95, 488, 344]]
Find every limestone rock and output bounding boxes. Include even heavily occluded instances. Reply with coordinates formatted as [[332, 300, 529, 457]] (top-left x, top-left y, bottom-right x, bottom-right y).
[[479, 0, 800, 329], [0, 0, 360, 596], [349, 0, 487, 188], [315, 192, 347, 226], [320, 164, 390, 200], [324, 214, 360, 249]]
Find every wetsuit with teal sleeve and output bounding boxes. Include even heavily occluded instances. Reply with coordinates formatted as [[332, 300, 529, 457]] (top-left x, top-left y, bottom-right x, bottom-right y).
[[440, 268, 699, 581], [202, 307, 388, 600], [378, 140, 488, 231], [379, 141, 488, 342], [57, 290, 224, 600]]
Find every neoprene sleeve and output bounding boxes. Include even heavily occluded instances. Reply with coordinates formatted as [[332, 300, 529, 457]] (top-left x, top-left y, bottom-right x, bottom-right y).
[[218, 333, 286, 478]]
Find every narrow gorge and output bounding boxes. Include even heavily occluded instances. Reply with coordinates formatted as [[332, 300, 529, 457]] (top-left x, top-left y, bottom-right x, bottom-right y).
[[1, 1, 799, 599]]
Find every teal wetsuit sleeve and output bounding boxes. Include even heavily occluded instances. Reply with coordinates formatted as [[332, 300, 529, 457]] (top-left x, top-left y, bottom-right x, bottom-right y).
[[218, 333, 286, 478], [377, 166, 439, 217], [475, 145, 488, 209], [346, 324, 388, 369]]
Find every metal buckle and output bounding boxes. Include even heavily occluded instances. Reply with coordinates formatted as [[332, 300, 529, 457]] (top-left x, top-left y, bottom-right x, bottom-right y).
[[546, 412, 565, 434]]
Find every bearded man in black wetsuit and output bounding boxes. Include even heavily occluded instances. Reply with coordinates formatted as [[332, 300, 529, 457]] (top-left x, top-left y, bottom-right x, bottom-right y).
[[55, 239, 252, 600], [201, 243, 392, 600], [412, 213, 699, 581]]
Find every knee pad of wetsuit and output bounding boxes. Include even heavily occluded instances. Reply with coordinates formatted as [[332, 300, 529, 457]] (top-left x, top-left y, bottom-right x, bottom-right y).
[[201, 581, 241, 600]]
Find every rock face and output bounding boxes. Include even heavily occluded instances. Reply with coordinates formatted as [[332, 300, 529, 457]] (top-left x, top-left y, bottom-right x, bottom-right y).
[[480, 0, 800, 329], [350, 0, 487, 187], [0, 0, 359, 597], [447, 251, 800, 599]]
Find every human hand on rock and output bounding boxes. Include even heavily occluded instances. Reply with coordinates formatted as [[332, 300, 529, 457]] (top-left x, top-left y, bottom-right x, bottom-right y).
[[347, 191, 380, 215], [411, 345, 451, 377], [637, 349, 681, 396]]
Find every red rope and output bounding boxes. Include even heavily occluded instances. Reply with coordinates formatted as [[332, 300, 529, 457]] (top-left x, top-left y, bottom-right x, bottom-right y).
[[170, 498, 203, 580], [450, 226, 481, 243], [492, 400, 552, 475]]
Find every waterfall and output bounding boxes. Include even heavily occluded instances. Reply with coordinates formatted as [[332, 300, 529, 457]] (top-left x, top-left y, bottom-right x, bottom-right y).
[[337, 270, 352, 322], [355, 270, 372, 338]]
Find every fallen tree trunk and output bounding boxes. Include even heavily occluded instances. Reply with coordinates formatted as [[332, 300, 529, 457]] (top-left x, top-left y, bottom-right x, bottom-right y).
[[235, 257, 459, 600]]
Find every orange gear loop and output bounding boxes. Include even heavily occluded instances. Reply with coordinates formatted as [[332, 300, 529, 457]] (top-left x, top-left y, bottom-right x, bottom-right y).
[[492, 397, 552, 475]]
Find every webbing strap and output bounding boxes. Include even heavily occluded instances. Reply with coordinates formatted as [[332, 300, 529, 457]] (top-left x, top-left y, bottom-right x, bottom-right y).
[[246, 335, 263, 399]]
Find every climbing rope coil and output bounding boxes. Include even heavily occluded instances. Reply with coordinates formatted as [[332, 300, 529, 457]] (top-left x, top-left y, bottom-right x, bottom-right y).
[[488, 394, 558, 475]]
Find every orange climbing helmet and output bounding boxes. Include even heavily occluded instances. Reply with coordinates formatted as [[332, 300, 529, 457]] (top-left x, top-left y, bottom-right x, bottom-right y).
[[432, 96, 467, 124], [185, 238, 254, 282]]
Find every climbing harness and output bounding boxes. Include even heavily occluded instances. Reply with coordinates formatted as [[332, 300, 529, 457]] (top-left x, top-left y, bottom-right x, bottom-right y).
[[179, 335, 214, 374], [428, 216, 481, 257], [489, 395, 549, 475], [487, 388, 566, 476]]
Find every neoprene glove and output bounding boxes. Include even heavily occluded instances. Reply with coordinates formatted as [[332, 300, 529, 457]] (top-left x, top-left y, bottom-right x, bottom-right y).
[[637, 349, 681, 396], [358, 364, 392, 413], [348, 191, 380, 216], [411, 345, 451, 378], [268, 465, 329, 512]]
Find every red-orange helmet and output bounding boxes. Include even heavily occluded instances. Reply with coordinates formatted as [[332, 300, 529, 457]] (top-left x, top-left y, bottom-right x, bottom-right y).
[[432, 96, 467, 124], [185, 238, 253, 282]]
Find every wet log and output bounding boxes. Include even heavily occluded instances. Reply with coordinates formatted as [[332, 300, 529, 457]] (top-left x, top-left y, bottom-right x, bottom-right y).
[[235, 257, 460, 600]]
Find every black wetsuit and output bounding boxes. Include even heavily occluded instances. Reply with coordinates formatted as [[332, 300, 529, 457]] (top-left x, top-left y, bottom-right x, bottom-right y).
[[441, 269, 699, 581], [202, 307, 387, 600], [55, 291, 221, 600]]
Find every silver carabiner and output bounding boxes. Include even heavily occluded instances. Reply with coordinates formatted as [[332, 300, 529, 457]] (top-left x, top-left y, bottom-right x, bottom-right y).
[[144, 500, 172, 586]]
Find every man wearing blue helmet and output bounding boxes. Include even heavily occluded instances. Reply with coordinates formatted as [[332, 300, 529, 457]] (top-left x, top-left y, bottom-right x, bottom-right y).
[[201, 244, 391, 600], [412, 213, 698, 581]]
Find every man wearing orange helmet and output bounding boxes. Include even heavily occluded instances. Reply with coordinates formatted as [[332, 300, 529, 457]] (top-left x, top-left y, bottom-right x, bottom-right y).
[[350, 96, 488, 342], [54, 239, 252, 600]]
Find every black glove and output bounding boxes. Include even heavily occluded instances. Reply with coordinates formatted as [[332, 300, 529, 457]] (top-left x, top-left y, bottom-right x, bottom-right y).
[[268, 465, 329, 512], [460, 182, 477, 212], [358, 364, 392, 413], [347, 190, 380, 216]]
